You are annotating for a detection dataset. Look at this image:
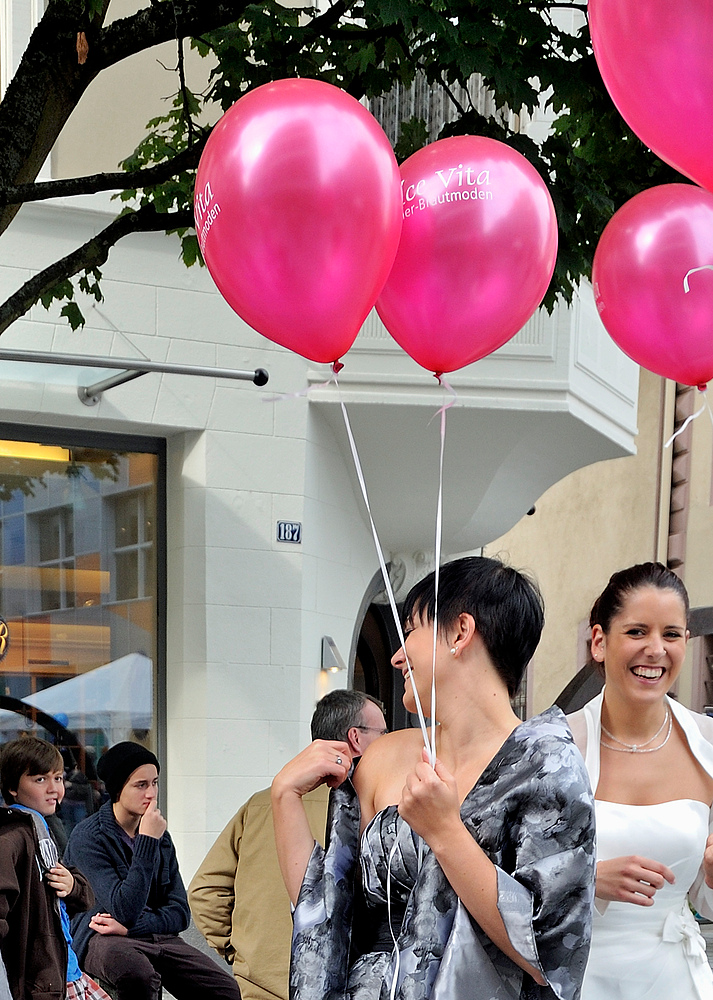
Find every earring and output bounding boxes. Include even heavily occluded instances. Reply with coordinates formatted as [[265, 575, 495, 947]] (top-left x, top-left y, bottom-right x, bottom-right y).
[[451, 646, 457, 655]]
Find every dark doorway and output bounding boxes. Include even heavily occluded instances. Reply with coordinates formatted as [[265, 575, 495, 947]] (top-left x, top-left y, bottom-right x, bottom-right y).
[[353, 603, 411, 732]]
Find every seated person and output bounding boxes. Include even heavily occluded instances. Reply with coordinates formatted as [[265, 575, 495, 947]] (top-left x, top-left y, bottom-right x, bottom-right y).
[[0, 736, 111, 1000], [65, 742, 240, 1000]]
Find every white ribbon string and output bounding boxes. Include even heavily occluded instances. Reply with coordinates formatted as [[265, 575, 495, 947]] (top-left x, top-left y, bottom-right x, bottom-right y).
[[334, 372, 434, 760], [339, 371, 455, 1000], [683, 265, 713, 293], [429, 423, 441, 770], [387, 829, 403, 1000], [664, 390, 713, 448], [427, 375, 455, 768], [261, 370, 337, 403]]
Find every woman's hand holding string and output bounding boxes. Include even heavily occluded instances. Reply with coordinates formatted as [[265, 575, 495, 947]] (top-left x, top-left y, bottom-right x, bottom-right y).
[[397, 747, 462, 851]]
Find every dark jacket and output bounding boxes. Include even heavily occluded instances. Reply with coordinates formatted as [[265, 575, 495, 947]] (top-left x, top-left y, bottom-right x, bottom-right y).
[[65, 800, 190, 963], [0, 807, 93, 1000]]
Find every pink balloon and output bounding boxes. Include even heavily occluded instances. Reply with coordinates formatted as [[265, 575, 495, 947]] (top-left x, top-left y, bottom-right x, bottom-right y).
[[589, 0, 713, 192], [194, 79, 402, 364], [375, 136, 558, 374], [593, 184, 713, 388]]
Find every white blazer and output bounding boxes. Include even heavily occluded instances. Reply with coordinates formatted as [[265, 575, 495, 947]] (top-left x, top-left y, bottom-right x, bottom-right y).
[[568, 690, 713, 918]]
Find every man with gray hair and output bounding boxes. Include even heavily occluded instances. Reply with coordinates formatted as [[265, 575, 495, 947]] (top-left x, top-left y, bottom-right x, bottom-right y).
[[188, 690, 386, 1000], [309, 690, 386, 747]]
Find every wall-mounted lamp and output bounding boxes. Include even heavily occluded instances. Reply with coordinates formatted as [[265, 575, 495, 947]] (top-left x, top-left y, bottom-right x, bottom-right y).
[[321, 636, 346, 673]]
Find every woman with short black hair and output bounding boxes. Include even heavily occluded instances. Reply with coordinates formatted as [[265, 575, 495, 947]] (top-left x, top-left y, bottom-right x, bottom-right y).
[[273, 555, 596, 1000]]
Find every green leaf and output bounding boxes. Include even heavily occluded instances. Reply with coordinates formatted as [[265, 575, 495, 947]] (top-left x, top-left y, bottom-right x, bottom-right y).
[[39, 279, 74, 310], [394, 116, 428, 161], [60, 302, 86, 330], [180, 234, 203, 268]]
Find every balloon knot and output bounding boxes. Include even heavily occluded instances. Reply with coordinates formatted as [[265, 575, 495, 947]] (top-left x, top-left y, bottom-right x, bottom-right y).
[[434, 372, 443, 385], [332, 361, 344, 375], [698, 383, 708, 392]]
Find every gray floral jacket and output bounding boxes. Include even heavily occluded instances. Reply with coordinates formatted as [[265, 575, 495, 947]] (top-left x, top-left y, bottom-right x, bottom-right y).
[[290, 708, 595, 1000]]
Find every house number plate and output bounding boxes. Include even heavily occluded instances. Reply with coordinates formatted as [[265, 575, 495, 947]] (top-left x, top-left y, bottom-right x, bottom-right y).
[[276, 521, 302, 543]]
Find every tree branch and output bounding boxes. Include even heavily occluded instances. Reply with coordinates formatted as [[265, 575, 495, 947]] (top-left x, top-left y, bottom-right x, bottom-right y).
[[0, 206, 194, 336], [173, 2, 196, 145], [0, 139, 207, 208], [96, 1, 252, 71], [439, 75, 467, 117], [0, 1, 247, 236]]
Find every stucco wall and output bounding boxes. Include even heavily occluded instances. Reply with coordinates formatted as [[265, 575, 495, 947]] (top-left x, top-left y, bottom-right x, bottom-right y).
[[483, 368, 671, 713]]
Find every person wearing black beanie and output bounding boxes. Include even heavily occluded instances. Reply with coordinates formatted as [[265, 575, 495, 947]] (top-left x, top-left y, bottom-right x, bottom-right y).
[[65, 743, 241, 1000], [95, 742, 160, 803]]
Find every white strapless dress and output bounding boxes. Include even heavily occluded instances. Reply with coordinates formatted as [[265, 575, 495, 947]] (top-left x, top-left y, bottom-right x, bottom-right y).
[[583, 799, 713, 1000]]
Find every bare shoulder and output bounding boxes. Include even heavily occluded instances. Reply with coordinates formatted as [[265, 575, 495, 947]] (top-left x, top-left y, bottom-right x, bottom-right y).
[[354, 729, 424, 829], [361, 728, 424, 770]]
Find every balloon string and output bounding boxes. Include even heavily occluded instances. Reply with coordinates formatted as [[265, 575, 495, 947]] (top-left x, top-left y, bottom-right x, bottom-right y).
[[384, 377, 453, 1000], [261, 370, 338, 403], [664, 392, 710, 448], [434, 373, 458, 415], [683, 265, 713, 293], [427, 375, 454, 768], [387, 828, 403, 1000], [333, 371, 434, 760]]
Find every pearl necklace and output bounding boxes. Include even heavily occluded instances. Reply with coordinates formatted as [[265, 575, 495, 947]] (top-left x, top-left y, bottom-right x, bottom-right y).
[[600, 708, 672, 753]]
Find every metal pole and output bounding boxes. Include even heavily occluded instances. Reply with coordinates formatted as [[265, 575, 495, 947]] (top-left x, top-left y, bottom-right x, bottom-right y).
[[0, 348, 269, 405]]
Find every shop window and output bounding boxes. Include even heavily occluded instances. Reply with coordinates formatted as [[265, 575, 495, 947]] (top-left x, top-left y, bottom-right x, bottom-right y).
[[0, 431, 164, 838]]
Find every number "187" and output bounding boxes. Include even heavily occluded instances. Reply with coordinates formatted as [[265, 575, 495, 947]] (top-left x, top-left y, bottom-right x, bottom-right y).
[[276, 521, 302, 543]]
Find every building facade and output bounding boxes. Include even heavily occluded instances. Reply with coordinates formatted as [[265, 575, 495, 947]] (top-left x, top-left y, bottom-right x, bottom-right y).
[[0, 0, 650, 877]]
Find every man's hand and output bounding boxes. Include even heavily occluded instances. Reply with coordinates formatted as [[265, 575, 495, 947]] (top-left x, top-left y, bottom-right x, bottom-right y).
[[138, 798, 167, 840], [45, 863, 74, 898], [89, 913, 128, 936]]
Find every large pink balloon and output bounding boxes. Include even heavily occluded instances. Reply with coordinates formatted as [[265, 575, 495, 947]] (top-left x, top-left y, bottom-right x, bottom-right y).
[[589, 0, 713, 192], [593, 184, 713, 388], [194, 79, 402, 364], [375, 136, 558, 374]]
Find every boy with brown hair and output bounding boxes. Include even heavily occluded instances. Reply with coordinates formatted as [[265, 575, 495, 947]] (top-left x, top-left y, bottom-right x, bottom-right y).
[[0, 737, 111, 1000]]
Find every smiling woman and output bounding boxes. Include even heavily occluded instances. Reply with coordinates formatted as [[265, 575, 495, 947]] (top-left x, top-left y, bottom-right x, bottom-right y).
[[567, 562, 713, 1000], [273, 555, 597, 1000]]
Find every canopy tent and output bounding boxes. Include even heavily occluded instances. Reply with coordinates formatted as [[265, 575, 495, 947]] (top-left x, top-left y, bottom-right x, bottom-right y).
[[0, 652, 153, 746]]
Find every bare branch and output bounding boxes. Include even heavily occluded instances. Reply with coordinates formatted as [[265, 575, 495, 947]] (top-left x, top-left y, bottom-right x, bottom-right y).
[[173, 2, 196, 144], [439, 76, 467, 117], [96, 1, 252, 71], [0, 206, 194, 336], [0, 139, 207, 208]]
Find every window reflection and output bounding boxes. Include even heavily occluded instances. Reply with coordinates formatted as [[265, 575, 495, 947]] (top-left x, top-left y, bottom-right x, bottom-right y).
[[0, 438, 160, 838]]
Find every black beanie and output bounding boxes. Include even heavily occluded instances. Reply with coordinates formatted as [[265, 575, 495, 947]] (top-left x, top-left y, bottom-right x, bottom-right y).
[[97, 742, 160, 802]]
